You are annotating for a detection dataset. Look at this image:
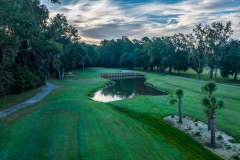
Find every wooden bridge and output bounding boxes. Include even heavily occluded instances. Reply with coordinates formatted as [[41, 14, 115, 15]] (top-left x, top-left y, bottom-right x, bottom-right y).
[[97, 73, 145, 77]]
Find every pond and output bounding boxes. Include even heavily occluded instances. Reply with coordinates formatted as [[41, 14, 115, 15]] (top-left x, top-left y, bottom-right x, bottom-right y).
[[89, 76, 167, 102]]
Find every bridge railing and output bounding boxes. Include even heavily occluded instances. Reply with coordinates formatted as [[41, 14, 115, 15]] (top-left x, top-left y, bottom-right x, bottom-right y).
[[97, 73, 147, 77]]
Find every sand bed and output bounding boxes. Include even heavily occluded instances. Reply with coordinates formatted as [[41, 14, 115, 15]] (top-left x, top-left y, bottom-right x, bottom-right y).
[[164, 115, 240, 160]]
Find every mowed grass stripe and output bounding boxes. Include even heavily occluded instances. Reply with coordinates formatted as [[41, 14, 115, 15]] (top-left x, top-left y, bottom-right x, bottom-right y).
[[0, 68, 232, 159], [5, 109, 79, 160]]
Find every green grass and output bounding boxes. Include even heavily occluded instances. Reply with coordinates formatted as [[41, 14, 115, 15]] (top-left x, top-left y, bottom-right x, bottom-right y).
[[1, 68, 236, 159], [134, 67, 240, 86], [0, 86, 43, 111]]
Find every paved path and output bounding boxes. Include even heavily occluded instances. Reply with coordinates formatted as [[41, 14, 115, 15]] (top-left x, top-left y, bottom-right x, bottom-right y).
[[121, 70, 139, 72], [0, 83, 55, 118]]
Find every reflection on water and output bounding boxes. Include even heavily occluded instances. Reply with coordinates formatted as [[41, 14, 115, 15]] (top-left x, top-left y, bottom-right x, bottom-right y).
[[89, 77, 167, 102]]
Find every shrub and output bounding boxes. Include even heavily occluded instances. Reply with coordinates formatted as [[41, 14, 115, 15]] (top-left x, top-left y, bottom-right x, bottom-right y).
[[217, 135, 223, 141], [187, 126, 192, 130], [183, 115, 186, 118], [194, 118, 199, 122], [195, 131, 201, 136], [232, 154, 240, 160], [195, 123, 198, 126], [225, 144, 232, 150], [228, 138, 240, 143], [171, 115, 175, 118]]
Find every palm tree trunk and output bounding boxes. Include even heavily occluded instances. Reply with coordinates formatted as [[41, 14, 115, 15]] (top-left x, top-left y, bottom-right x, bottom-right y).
[[211, 113, 216, 146], [179, 99, 183, 124], [208, 114, 212, 130], [208, 93, 212, 130]]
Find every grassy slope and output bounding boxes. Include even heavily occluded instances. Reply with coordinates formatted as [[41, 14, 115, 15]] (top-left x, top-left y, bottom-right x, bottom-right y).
[[141, 67, 240, 86], [0, 87, 43, 111], [0, 68, 229, 160]]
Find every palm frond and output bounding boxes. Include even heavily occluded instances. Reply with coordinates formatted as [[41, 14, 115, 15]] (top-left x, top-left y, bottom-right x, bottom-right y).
[[202, 97, 211, 107], [201, 85, 209, 94], [204, 108, 212, 117], [211, 96, 217, 105], [217, 100, 224, 108], [169, 99, 177, 105], [175, 89, 183, 99], [207, 83, 217, 93], [201, 83, 217, 94]]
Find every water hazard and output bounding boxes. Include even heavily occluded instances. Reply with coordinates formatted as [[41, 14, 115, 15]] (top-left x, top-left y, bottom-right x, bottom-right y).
[[89, 76, 167, 102]]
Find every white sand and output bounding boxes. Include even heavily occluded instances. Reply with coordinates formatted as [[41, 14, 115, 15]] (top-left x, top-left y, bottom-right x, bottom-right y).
[[164, 115, 240, 160]]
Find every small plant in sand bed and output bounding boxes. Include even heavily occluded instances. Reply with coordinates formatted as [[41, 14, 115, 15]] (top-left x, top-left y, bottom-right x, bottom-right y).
[[171, 115, 175, 118], [232, 154, 240, 160], [187, 126, 192, 130], [183, 115, 186, 118], [194, 118, 199, 122], [225, 144, 232, 150], [217, 135, 223, 141], [195, 131, 201, 136], [195, 123, 198, 126], [228, 138, 240, 143]]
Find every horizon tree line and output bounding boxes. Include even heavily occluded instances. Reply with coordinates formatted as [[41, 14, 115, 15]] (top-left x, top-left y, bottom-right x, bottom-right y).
[[1, 0, 239, 97]]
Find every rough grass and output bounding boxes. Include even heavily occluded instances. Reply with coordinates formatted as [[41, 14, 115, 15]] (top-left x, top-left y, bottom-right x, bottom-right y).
[[0, 68, 229, 159], [0, 86, 43, 111], [140, 67, 240, 86]]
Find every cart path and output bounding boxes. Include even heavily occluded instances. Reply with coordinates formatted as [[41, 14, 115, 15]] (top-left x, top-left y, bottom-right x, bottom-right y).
[[0, 83, 55, 118]]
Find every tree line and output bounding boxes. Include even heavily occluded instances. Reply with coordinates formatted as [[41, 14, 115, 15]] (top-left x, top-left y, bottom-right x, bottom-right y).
[[97, 22, 240, 81], [0, 0, 98, 96], [1, 0, 240, 97]]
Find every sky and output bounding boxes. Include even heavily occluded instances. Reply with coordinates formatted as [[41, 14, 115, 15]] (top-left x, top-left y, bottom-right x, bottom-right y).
[[41, 0, 240, 44]]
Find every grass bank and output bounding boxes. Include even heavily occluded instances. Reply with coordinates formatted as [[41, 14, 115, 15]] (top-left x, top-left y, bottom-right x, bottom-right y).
[[1, 67, 236, 159], [0, 86, 43, 112], [134, 67, 240, 86]]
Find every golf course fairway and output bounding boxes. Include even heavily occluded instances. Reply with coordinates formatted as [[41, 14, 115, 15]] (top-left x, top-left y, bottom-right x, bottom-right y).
[[2, 67, 239, 159]]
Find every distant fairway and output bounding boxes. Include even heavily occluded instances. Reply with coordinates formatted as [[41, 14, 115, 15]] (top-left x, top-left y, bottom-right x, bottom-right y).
[[2, 67, 239, 159]]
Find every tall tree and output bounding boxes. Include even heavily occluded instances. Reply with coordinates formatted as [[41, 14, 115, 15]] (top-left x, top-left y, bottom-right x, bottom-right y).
[[211, 21, 234, 80], [190, 24, 207, 79], [220, 40, 240, 80], [170, 89, 184, 124], [202, 96, 224, 146], [201, 83, 217, 130]]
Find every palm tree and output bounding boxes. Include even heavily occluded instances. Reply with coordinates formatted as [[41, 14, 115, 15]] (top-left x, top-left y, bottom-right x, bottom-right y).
[[201, 83, 217, 130], [170, 89, 184, 124], [202, 96, 224, 146]]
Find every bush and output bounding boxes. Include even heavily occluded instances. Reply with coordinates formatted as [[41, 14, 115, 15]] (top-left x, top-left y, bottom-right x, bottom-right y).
[[225, 144, 232, 150], [194, 118, 199, 122], [232, 154, 240, 160], [195, 131, 201, 136], [195, 123, 198, 126], [171, 115, 175, 118], [217, 135, 223, 141], [228, 139, 240, 143]]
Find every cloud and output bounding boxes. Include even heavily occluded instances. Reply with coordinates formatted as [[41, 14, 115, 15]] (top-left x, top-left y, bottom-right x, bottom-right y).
[[41, 0, 240, 44]]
